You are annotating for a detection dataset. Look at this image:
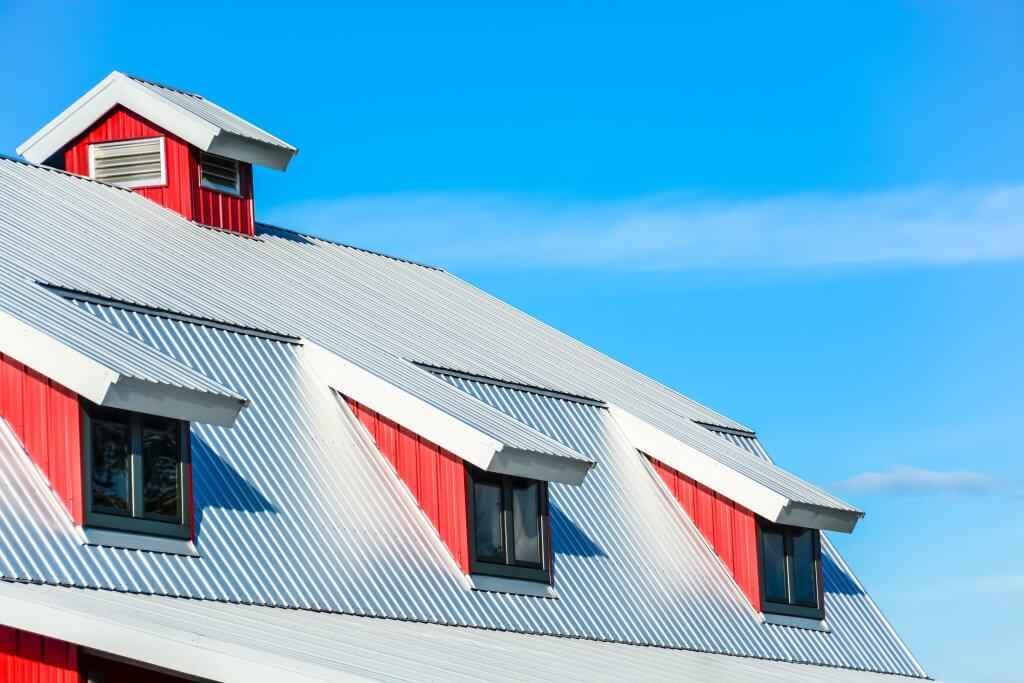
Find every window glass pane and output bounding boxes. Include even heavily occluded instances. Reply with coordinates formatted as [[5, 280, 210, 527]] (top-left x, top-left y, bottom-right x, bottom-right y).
[[90, 415, 131, 514], [761, 527, 788, 603], [473, 479, 504, 563], [791, 528, 818, 606], [511, 480, 542, 566], [141, 418, 182, 521]]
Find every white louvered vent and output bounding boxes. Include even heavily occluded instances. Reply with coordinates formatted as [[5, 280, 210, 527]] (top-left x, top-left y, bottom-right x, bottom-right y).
[[199, 152, 241, 195], [88, 137, 165, 188]]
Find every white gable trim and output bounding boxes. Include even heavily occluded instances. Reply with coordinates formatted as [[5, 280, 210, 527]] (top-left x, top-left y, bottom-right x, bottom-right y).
[[0, 309, 244, 427], [307, 343, 591, 485], [17, 71, 293, 171], [609, 406, 861, 533]]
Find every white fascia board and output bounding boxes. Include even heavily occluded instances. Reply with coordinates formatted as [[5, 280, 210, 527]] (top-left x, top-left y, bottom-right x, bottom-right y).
[[207, 131, 296, 171], [0, 308, 118, 404], [307, 343, 590, 485], [101, 376, 245, 428], [0, 311, 244, 427], [18, 71, 220, 165], [610, 406, 860, 533], [0, 582, 365, 683]]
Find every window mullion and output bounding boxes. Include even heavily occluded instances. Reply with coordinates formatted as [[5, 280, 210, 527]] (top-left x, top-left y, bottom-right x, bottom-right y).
[[783, 529, 795, 606], [130, 415, 144, 519], [502, 478, 516, 566]]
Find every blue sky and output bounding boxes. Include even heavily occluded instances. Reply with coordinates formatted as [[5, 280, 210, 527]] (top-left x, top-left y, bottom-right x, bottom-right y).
[[2, 2, 1022, 680]]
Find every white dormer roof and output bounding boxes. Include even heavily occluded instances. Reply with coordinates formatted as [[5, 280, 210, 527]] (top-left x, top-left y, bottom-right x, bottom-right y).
[[16, 71, 297, 171]]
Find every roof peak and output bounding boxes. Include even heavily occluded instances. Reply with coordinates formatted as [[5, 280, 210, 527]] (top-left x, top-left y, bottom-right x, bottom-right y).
[[17, 69, 296, 171]]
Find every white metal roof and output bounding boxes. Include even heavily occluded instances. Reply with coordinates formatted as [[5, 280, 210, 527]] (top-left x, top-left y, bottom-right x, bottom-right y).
[[16, 71, 297, 170], [0, 156, 859, 523], [0, 255, 245, 426], [0, 302, 924, 677], [0, 154, 925, 677], [0, 581, 933, 683]]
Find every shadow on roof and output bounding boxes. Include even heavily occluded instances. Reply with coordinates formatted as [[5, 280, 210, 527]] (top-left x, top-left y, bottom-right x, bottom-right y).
[[551, 501, 606, 558], [822, 548, 866, 596], [191, 435, 277, 537]]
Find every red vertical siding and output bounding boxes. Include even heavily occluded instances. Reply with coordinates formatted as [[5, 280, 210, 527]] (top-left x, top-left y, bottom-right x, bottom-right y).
[[0, 354, 83, 524], [62, 106, 255, 235], [346, 398, 470, 573], [194, 161, 255, 235], [648, 455, 762, 611], [64, 106, 195, 221], [0, 626, 79, 682]]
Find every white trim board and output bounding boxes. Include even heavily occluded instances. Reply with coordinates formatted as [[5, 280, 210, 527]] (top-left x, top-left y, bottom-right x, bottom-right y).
[[609, 406, 861, 533], [307, 342, 592, 486], [0, 582, 355, 682], [17, 71, 296, 171], [0, 308, 245, 427]]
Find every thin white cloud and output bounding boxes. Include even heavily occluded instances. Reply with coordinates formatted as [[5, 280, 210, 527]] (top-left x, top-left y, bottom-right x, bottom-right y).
[[837, 465, 1010, 496], [266, 185, 1024, 271]]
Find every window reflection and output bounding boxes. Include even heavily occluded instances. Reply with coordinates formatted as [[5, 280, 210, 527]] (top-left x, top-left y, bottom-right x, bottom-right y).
[[512, 480, 541, 565], [90, 416, 131, 514], [791, 528, 817, 606], [473, 479, 504, 563], [142, 418, 181, 521], [761, 527, 788, 603]]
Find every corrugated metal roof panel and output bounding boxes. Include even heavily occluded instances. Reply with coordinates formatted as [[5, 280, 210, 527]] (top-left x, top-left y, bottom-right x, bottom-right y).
[[0, 581, 932, 683], [0, 258, 242, 403], [0, 157, 925, 676], [126, 74, 296, 151], [0, 157, 853, 513], [0, 305, 925, 677]]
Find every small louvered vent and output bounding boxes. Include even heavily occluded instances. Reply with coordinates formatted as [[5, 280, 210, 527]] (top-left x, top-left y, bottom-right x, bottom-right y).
[[199, 152, 241, 195], [89, 138, 165, 188]]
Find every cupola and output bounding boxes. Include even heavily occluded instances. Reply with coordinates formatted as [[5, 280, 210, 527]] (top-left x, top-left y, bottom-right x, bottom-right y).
[[16, 71, 296, 235]]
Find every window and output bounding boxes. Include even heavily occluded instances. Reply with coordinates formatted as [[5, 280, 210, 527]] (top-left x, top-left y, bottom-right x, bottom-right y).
[[758, 519, 823, 619], [88, 137, 165, 188], [81, 401, 191, 539], [467, 467, 550, 582], [199, 151, 241, 195]]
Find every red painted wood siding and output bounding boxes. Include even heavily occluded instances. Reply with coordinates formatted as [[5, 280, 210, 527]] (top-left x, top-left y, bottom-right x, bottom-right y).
[[63, 106, 255, 235], [648, 455, 762, 611], [64, 106, 196, 221], [0, 353, 83, 525], [194, 160, 255, 235], [0, 626, 79, 682], [346, 397, 470, 573]]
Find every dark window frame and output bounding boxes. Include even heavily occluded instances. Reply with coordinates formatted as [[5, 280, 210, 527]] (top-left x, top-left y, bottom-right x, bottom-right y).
[[81, 401, 192, 539], [756, 519, 825, 619], [466, 467, 550, 583]]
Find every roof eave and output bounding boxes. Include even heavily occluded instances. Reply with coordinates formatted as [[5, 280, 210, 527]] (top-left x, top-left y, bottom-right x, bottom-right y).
[[16, 71, 295, 171], [610, 405, 861, 533], [309, 342, 593, 486], [0, 308, 245, 427]]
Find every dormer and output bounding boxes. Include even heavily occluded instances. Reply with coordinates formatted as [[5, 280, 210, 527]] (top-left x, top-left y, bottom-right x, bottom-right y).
[[16, 71, 296, 235]]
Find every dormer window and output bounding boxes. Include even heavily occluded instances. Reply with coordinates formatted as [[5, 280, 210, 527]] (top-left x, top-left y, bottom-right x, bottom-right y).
[[88, 137, 166, 188], [758, 519, 824, 619], [81, 401, 192, 539], [467, 467, 550, 583], [199, 151, 241, 195]]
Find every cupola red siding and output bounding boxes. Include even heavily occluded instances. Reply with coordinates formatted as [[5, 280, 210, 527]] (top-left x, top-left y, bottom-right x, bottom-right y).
[[648, 454, 762, 611], [62, 106, 255, 235], [0, 353, 84, 525], [346, 397, 471, 574]]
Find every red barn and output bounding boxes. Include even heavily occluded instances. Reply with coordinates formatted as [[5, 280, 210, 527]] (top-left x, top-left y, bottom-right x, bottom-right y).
[[0, 71, 929, 682]]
